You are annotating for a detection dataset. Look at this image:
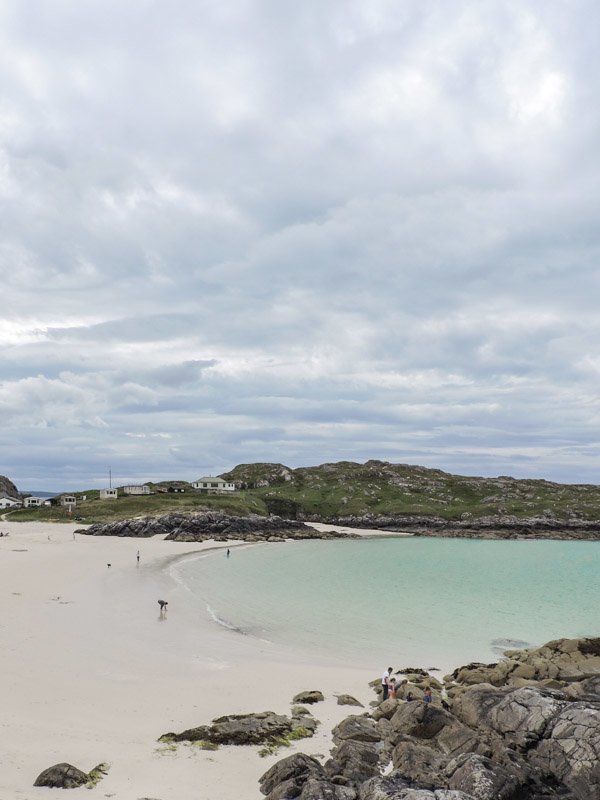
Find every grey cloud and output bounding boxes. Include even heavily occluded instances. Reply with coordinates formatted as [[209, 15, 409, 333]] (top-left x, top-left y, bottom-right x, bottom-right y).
[[2, 1, 600, 489]]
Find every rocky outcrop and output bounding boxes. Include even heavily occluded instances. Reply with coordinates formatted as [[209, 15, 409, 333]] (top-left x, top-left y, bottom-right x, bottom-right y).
[[0, 474, 19, 499], [446, 637, 600, 689], [77, 512, 355, 541], [161, 709, 317, 746], [260, 637, 600, 800], [307, 513, 600, 539], [33, 762, 91, 788]]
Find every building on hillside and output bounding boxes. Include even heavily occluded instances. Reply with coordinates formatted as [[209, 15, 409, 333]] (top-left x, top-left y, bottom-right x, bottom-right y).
[[24, 496, 45, 508], [123, 485, 151, 495], [0, 494, 22, 509], [192, 476, 236, 493], [61, 495, 77, 507], [100, 488, 118, 500]]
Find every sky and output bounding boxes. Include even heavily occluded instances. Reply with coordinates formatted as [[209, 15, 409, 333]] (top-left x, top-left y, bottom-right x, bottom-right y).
[[1, 1, 600, 491]]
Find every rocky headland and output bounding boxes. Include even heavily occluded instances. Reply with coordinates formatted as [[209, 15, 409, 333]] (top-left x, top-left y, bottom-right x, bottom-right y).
[[302, 513, 600, 539], [259, 637, 600, 800], [77, 511, 357, 541]]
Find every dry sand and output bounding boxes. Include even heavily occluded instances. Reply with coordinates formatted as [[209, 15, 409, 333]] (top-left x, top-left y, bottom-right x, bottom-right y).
[[0, 521, 384, 800]]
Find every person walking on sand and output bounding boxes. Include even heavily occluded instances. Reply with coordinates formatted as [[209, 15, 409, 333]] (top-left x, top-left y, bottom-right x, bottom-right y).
[[226, 548, 230, 557], [381, 666, 393, 701], [158, 599, 168, 615], [136, 550, 140, 564]]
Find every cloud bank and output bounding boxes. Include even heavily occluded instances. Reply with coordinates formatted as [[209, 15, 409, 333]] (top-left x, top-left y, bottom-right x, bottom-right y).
[[1, 1, 599, 490]]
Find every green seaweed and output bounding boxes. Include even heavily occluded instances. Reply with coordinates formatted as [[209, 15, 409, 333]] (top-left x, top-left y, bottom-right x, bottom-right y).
[[86, 762, 109, 789], [257, 725, 314, 757], [191, 740, 219, 750]]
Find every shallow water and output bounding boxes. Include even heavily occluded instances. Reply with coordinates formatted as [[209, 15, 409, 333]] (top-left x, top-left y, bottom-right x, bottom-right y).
[[173, 537, 600, 671]]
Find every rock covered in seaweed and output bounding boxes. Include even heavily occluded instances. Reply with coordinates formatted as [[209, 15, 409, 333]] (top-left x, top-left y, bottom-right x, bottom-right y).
[[33, 762, 91, 788], [161, 709, 318, 746]]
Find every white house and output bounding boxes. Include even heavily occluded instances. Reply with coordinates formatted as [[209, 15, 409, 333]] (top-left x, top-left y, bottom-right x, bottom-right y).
[[192, 476, 236, 493], [0, 494, 22, 509], [61, 495, 77, 507], [123, 485, 151, 495], [24, 496, 45, 508], [100, 488, 118, 500]]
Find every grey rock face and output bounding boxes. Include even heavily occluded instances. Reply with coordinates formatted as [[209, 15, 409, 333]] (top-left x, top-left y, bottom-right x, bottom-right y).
[[326, 740, 381, 784], [33, 762, 89, 788], [445, 753, 525, 800], [261, 638, 600, 800], [359, 776, 475, 800], [333, 715, 382, 744]]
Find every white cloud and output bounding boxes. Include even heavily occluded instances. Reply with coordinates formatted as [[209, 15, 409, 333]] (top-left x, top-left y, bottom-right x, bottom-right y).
[[1, 0, 600, 490]]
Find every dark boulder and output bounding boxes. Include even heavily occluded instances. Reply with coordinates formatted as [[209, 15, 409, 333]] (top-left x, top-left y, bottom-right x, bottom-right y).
[[293, 690, 325, 705], [260, 753, 324, 797], [338, 694, 365, 707], [33, 762, 90, 788]]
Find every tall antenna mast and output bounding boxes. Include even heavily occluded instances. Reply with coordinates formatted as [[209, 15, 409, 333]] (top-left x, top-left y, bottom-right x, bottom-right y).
[[109, 467, 112, 489]]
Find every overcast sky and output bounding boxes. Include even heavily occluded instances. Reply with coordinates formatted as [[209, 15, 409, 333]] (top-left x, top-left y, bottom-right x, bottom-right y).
[[1, 1, 600, 491]]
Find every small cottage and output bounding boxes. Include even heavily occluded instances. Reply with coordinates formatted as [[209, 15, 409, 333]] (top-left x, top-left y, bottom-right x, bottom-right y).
[[100, 488, 118, 500], [24, 496, 45, 508], [0, 494, 22, 509], [192, 476, 236, 494], [123, 485, 151, 495]]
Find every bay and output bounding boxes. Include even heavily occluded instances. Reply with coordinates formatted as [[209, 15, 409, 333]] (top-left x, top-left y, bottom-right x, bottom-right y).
[[173, 537, 600, 670]]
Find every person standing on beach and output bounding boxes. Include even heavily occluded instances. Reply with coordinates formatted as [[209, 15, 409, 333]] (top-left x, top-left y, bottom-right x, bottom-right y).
[[381, 666, 393, 701], [423, 686, 433, 705], [136, 550, 140, 564], [388, 677, 397, 699], [226, 548, 230, 557]]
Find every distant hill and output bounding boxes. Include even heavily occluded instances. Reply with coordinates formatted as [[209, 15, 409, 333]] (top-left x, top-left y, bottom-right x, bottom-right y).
[[0, 475, 20, 498], [10, 461, 600, 535], [221, 460, 600, 524]]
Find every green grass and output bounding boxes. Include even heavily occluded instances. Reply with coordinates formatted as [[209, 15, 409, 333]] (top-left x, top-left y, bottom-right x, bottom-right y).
[[9, 490, 267, 524]]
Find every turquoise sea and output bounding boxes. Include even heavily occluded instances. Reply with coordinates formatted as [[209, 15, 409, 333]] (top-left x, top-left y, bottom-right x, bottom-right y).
[[172, 537, 600, 671]]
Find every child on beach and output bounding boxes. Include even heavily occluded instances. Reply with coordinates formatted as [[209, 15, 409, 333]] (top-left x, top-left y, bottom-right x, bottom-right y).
[[423, 686, 433, 704], [388, 677, 397, 699]]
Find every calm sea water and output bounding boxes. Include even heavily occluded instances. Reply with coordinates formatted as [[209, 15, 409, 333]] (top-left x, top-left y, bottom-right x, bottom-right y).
[[172, 537, 600, 671]]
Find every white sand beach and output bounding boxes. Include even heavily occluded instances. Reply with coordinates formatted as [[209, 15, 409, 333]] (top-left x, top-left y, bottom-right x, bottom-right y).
[[0, 522, 386, 800]]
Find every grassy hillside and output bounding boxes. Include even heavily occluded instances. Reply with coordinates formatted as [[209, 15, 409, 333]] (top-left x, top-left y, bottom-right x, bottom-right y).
[[7, 460, 600, 524], [221, 460, 600, 521], [6, 488, 266, 524]]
